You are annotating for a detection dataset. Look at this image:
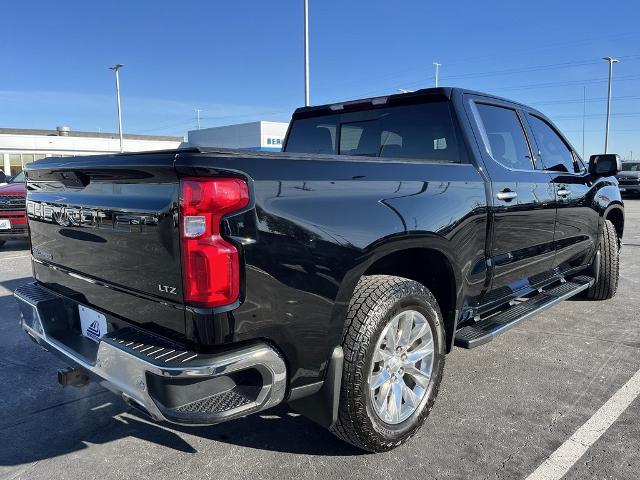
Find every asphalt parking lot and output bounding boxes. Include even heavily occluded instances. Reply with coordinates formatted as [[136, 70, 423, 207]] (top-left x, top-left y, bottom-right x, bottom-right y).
[[1, 199, 639, 480]]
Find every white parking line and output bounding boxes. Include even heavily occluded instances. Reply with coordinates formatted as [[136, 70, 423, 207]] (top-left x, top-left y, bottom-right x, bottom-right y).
[[526, 367, 640, 480]]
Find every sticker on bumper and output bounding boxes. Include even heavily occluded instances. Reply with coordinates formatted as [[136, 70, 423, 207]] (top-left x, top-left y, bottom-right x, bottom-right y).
[[79, 305, 107, 342]]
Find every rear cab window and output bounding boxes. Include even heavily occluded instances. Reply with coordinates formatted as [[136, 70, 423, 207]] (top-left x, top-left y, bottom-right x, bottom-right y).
[[284, 100, 467, 163]]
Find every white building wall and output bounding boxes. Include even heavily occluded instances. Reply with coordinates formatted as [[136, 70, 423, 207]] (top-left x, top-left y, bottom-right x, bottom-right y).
[[260, 121, 288, 151], [0, 133, 182, 154], [0, 133, 183, 175]]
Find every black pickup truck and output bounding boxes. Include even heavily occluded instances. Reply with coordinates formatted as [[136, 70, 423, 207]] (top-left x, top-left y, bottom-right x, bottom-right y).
[[16, 87, 624, 452]]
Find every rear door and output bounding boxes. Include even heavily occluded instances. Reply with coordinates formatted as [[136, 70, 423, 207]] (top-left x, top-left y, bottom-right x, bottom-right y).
[[465, 96, 557, 302], [524, 113, 600, 272]]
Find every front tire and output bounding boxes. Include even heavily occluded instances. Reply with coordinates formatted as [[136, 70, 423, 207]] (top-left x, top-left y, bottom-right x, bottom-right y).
[[330, 275, 446, 452], [586, 219, 620, 300]]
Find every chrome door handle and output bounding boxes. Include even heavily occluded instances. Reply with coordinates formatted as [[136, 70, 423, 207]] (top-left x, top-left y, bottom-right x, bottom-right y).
[[496, 190, 517, 201], [557, 188, 571, 197]]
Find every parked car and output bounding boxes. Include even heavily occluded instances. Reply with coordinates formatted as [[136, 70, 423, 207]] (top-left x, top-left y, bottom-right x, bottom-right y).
[[0, 171, 27, 247], [15, 87, 623, 452], [616, 161, 640, 195]]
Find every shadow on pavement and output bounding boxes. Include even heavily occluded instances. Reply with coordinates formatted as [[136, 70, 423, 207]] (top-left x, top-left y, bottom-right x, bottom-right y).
[[0, 403, 197, 467], [0, 394, 363, 467], [171, 404, 364, 456], [0, 240, 30, 252]]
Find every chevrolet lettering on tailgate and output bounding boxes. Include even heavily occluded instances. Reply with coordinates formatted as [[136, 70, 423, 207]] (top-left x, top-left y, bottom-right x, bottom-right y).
[[27, 200, 159, 231]]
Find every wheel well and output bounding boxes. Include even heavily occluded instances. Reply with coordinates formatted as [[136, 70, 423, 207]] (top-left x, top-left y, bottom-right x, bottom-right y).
[[605, 208, 624, 245], [363, 248, 457, 352]]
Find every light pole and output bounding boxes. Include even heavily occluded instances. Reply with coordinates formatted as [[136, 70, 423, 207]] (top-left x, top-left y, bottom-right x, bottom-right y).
[[602, 56, 618, 153], [582, 86, 586, 160], [433, 62, 442, 88], [304, 0, 310, 106], [109, 64, 125, 153]]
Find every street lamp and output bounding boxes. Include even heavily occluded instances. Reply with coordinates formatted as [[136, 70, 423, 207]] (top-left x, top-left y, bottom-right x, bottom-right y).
[[304, 0, 310, 106], [602, 56, 618, 154], [109, 64, 125, 153], [433, 62, 442, 88]]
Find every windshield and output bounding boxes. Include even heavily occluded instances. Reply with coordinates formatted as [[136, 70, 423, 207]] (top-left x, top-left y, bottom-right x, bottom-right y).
[[10, 171, 25, 183], [621, 162, 640, 171]]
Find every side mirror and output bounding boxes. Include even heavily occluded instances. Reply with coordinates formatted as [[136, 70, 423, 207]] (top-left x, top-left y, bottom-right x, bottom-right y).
[[589, 154, 621, 176]]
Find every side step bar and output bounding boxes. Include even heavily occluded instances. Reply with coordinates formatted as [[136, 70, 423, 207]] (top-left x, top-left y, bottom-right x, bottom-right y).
[[455, 275, 594, 349]]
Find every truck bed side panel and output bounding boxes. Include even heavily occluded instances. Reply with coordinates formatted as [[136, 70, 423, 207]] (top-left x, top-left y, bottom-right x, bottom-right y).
[[176, 153, 488, 388]]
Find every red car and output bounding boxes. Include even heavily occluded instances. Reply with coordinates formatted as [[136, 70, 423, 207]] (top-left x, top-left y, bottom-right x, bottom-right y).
[[0, 171, 27, 248]]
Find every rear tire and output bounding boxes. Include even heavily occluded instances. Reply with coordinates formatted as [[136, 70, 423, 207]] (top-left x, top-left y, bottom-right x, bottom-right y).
[[586, 219, 619, 300], [330, 275, 446, 452]]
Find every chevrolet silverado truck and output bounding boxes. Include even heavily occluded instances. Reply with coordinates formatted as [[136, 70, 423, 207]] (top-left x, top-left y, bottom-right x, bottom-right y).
[[15, 88, 623, 452], [0, 171, 28, 247]]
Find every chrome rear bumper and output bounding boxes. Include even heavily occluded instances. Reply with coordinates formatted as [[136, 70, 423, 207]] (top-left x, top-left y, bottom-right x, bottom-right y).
[[15, 282, 287, 425]]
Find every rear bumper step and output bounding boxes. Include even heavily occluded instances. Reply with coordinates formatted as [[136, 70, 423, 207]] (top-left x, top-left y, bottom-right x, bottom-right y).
[[14, 282, 287, 425], [455, 275, 594, 349]]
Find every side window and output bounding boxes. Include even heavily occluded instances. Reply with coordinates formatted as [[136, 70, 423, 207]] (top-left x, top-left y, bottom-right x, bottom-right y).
[[475, 103, 534, 170], [527, 115, 577, 173]]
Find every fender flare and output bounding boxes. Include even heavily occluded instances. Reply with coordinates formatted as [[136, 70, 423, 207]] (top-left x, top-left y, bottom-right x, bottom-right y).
[[326, 233, 463, 354], [602, 202, 624, 242]]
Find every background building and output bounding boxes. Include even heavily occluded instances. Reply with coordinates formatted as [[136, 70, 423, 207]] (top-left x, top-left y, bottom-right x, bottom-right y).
[[0, 127, 184, 176], [187, 121, 288, 151], [1, 120, 291, 177]]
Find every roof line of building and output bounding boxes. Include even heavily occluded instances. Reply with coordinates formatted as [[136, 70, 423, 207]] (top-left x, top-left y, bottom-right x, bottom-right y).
[[0, 127, 183, 141]]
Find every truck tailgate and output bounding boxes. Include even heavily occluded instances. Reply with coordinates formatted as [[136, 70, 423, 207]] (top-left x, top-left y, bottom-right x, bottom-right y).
[[25, 153, 186, 336]]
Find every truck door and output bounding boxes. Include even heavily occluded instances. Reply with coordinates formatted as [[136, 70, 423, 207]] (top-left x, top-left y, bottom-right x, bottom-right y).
[[523, 113, 600, 272], [465, 97, 557, 302]]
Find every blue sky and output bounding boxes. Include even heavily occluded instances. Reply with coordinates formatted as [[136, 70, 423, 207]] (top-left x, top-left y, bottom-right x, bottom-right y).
[[2, 0, 639, 158]]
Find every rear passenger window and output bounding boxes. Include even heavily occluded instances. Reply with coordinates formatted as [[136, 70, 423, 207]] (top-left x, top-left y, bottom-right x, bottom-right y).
[[285, 101, 466, 163], [527, 115, 579, 173], [475, 104, 534, 171]]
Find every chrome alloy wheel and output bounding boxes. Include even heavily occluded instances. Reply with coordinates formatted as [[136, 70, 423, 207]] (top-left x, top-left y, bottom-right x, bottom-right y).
[[368, 309, 434, 425]]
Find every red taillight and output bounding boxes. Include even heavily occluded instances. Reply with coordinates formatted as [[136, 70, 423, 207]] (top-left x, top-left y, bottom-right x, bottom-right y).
[[179, 177, 249, 307]]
